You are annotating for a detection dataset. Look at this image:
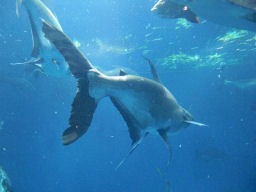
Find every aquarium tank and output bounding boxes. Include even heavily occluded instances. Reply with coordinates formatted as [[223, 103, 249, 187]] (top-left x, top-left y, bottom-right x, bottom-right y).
[[0, 0, 255, 191]]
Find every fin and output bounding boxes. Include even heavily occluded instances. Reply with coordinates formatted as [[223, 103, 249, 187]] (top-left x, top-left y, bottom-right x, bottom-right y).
[[27, 10, 40, 57], [119, 69, 127, 76], [143, 56, 161, 83], [115, 133, 148, 170], [110, 97, 142, 143], [63, 78, 97, 145], [16, 0, 23, 17], [42, 20, 99, 145], [42, 20, 94, 78], [184, 120, 208, 127], [158, 129, 172, 165], [110, 97, 146, 169], [10, 58, 43, 65]]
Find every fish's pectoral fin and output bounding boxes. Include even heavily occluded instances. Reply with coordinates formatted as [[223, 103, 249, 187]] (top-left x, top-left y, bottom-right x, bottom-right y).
[[143, 56, 161, 83], [10, 58, 43, 66], [63, 78, 97, 145], [158, 129, 172, 165], [110, 97, 142, 144], [110, 96, 145, 169], [184, 120, 208, 127], [115, 133, 148, 170]]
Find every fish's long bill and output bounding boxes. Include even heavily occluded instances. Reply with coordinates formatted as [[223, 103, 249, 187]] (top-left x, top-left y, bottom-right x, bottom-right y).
[[184, 120, 208, 127]]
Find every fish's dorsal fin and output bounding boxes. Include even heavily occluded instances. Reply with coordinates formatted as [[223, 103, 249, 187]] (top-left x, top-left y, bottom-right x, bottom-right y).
[[119, 69, 127, 76], [27, 10, 40, 57], [143, 56, 161, 83], [158, 129, 172, 165]]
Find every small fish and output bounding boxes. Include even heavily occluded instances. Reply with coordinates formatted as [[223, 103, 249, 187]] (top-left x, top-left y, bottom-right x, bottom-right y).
[[151, 0, 200, 23], [94, 39, 135, 55], [153, 0, 256, 32], [224, 78, 256, 90]]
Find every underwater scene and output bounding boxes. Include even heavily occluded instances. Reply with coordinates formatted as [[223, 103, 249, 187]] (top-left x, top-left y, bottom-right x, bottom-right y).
[[0, 0, 256, 191]]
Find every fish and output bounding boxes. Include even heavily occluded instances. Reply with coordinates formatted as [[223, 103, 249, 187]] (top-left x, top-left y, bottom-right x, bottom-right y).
[[151, 0, 200, 23], [94, 39, 135, 55], [224, 78, 256, 90], [42, 21, 207, 168], [13, 0, 69, 77], [151, 0, 256, 32]]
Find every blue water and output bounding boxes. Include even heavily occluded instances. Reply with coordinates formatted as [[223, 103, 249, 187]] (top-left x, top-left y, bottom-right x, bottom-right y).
[[0, 0, 256, 191]]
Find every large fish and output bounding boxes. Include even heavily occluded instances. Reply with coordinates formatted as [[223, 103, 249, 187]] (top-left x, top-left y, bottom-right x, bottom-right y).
[[152, 0, 256, 32], [13, 0, 68, 77], [42, 21, 207, 168]]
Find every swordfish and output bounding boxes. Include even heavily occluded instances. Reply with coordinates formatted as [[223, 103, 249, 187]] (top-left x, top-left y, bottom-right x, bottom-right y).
[[42, 21, 207, 168], [13, 0, 68, 77]]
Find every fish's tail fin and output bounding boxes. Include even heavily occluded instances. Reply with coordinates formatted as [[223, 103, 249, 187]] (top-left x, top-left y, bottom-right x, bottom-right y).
[[42, 20, 101, 145], [63, 78, 98, 145], [16, 0, 23, 17]]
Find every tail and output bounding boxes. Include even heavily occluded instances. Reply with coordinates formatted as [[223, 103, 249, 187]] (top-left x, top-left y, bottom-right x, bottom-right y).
[[42, 20, 100, 145], [16, 0, 23, 17]]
